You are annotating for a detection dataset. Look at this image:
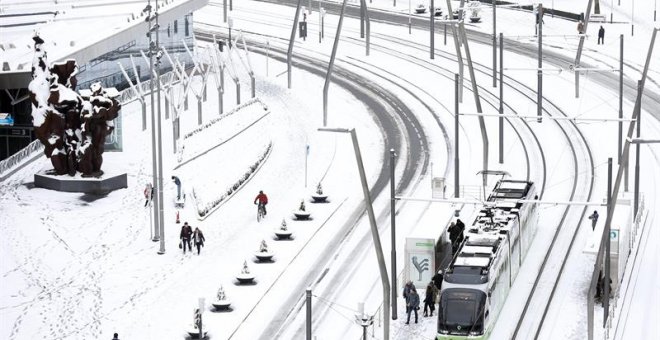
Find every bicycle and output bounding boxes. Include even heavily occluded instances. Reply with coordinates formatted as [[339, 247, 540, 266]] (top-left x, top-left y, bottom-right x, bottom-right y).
[[256, 202, 266, 222]]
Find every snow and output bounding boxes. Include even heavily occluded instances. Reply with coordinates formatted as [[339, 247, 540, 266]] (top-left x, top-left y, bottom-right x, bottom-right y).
[[1, 0, 659, 339]]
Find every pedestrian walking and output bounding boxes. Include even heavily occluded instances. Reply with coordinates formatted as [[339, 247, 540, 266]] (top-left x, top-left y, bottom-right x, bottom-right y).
[[172, 176, 182, 200], [405, 287, 420, 324], [192, 227, 205, 255], [112, 333, 120, 340], [598, 26, 605, 45], [577, 20, 585, 34], [179, 222, 193, 254], [423, 281, 437, 317], [143, 183, 153, 207], [402, 280, 413, 300], [588, 210, 599, 230]]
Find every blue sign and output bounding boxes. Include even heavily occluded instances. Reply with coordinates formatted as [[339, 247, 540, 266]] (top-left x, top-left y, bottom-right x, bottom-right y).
[[0, 113, 14, 126]]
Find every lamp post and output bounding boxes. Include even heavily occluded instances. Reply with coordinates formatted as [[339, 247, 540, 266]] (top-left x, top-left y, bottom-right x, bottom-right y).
[[318, 127, 390, 340], [145, 0, 160, 243], [408, 0, 411, 34], [228, 16, 233, 49]]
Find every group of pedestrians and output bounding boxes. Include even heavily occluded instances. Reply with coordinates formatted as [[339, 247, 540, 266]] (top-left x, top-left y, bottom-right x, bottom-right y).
[[179, 222, 205, 255], [402, 271, 443, 325]]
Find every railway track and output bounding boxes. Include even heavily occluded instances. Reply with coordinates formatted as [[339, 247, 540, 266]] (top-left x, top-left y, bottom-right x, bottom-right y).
[[197, 1, 604, 337]]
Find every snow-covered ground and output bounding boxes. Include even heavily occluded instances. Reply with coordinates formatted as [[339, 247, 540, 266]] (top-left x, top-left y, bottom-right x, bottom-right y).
[[1, 0, 658, 339]]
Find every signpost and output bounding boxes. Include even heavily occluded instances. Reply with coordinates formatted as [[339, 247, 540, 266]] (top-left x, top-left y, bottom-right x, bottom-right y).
[[404, 237, 435, 289]]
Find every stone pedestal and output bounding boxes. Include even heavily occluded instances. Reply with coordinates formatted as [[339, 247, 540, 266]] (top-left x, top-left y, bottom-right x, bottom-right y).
[[34, 171, 127, 194]]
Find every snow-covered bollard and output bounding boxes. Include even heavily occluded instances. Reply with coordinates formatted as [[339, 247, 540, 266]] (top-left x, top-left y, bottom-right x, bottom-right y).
[[186, 308, 208, 339], [235, 261, 255, 284], [211, 285, 232, 311], [293, 199, 311, 220], [274, 219, 293, 240], [311, 182, 329, 203], [254, 239, 275, 262]]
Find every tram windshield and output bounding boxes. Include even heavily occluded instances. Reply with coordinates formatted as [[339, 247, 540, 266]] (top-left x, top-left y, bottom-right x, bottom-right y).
[[438, 288, 486, 335]]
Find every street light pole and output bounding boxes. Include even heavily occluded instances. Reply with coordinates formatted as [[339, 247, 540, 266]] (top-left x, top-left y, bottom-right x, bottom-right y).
[[319, 128, 390, 340], [146, 0, 160, 243], [154, 4, 165, 255], [492, 0, 496, 87], [389, 148, 397, 320]]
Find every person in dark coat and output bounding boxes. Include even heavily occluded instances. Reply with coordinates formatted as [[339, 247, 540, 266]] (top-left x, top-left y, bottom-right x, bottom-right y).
[[402, 280, 413, 300], [180, 222, 193, 254], [423, 282, 437, 317], [598, 26, 605, 45], [112, 333, 120, 340], [432, 270, 444, 291], [192, 227, 205, 255], [405, 287, 420, 324], [588, 210, 599, 230], [448, 222, 458, 254]]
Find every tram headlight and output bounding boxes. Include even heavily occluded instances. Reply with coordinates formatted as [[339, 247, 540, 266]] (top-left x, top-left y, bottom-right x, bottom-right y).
[[469, 331, 482, 336]]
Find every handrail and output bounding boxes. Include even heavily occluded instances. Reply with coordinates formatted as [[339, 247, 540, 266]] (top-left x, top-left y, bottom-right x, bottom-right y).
[[0, 139, 44, 181]]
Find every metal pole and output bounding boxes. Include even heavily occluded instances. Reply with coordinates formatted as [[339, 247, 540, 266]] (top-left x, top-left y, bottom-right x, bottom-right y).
[[220, 65, 225, 114], [604, 157, 612, 325], [323, 0, 349, 126], [492, 0, 496, 87], [619, 35, 627, 191], [251, 76, 255, 98], [156, 8, 165, 255], [230, 0, 232, 11], [408, 0, 411, 34], [148, 0, 160, 242], [306, 287, 312, 340], [266, 40, 270, 76], [197, 99, 202, 125], [499, 32, 504, 164], [319, 2, 322, 43], [444, 23, 447, 45], [360, 0, 365, 38], [575, 0, 595, 98], [446, 0, 463, 102], [634, 80, 641, 218], [305, 145, 308, 188], [288, 0, 304, 89], [632, 0, 635, 36], [348, 129, 390, 340], [364, 0, 370, 56], [459, 23, 487, 187], [454, 73, 460, 198], [236, 80, 240, 104], [430, 0, 435, 59], [390, 148, 397, 320], [223, 0, 227, 22], [537, 4, 543, 123]]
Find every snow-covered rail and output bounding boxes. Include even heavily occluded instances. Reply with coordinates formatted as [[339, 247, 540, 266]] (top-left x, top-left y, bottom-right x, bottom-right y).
[[0, 140, 43, 182]]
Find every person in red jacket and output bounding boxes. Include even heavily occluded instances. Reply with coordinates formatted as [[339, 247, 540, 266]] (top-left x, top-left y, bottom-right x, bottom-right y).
[[254, 190, 268, 215]]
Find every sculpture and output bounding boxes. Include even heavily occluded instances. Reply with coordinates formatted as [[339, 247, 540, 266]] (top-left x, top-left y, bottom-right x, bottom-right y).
[[28, 34, 120, 177]]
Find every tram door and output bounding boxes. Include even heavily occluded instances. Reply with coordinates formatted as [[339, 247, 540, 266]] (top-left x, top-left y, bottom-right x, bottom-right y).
[[435, 231, 453, 272]]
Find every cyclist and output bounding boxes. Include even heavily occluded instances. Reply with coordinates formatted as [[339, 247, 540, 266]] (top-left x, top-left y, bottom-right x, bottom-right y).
[[254, 190, 268, 216]]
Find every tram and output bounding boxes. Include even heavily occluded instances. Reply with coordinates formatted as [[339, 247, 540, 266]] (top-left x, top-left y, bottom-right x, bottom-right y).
[[437, 180, 538, 339]]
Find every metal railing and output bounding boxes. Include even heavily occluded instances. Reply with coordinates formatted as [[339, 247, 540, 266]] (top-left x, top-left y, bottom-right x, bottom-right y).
[[0, 140, 44, 181]]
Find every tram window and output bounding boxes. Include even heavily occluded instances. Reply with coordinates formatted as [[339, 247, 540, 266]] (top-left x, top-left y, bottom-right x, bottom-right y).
[[185, 16, 189, 36], [174, 20, 178, 34]]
